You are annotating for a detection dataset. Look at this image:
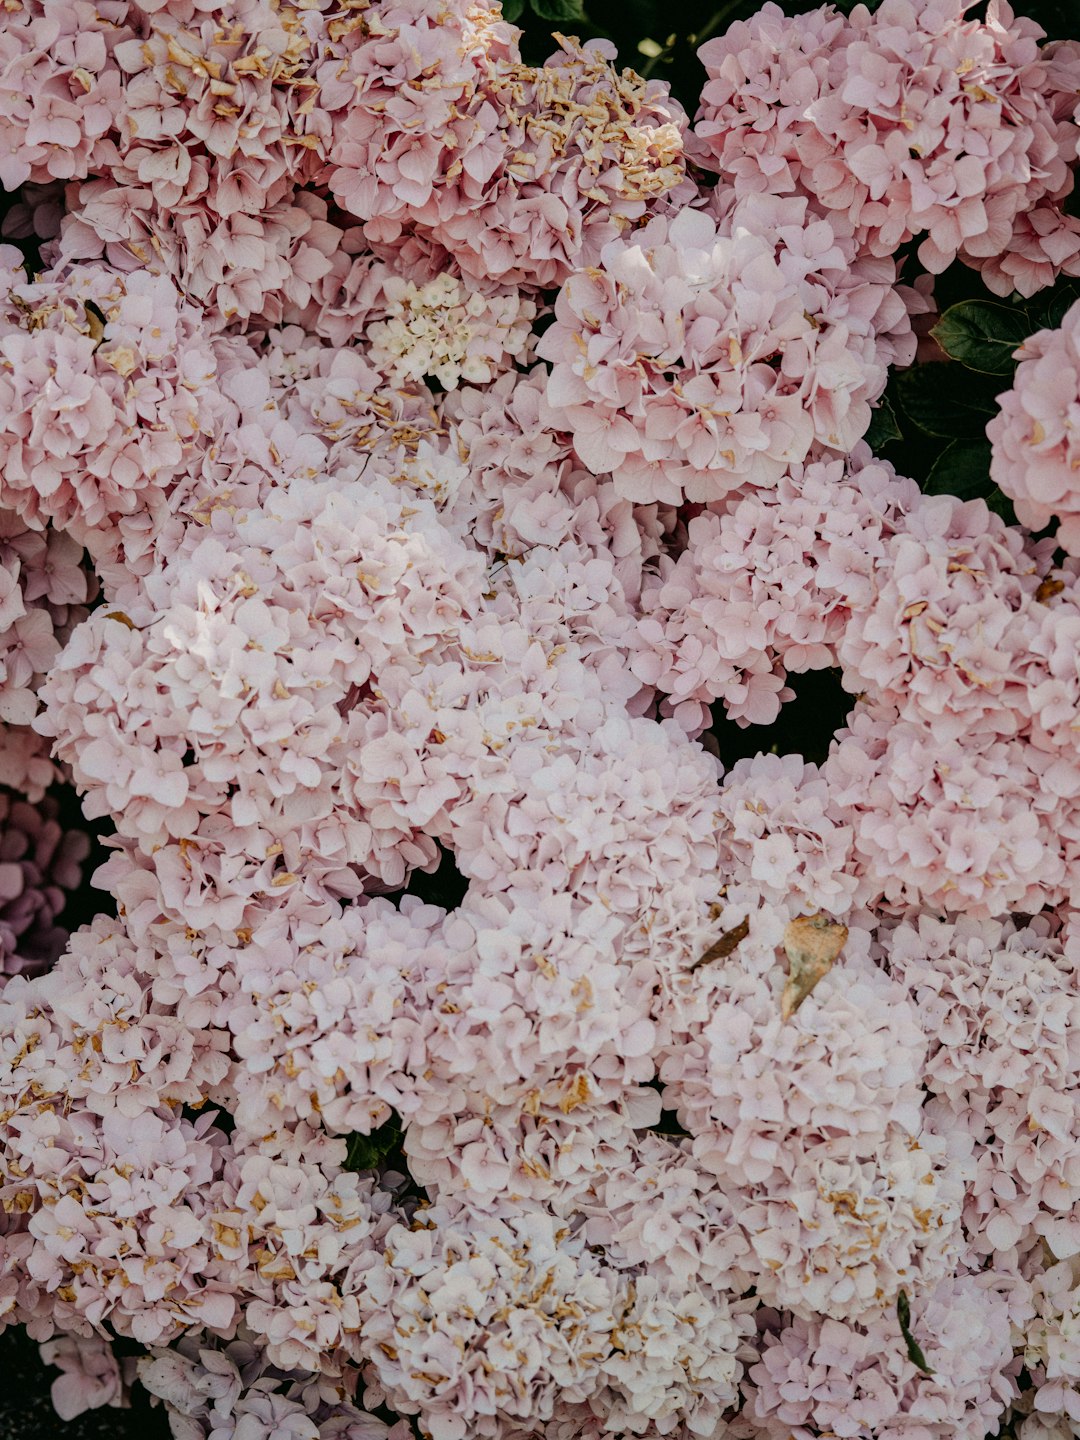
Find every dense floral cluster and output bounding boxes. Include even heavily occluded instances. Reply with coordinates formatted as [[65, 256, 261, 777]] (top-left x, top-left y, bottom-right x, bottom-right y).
[[693, 0, 1080, 294], [537, 197, 919, 504], [2, 0, 1080, 1437], [989, 295, 1080, 550]]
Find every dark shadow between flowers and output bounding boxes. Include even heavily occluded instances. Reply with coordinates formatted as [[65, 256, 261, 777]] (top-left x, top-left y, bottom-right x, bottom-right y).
[[389, 840, 471, 913], [645, 1079, 691, 1140], [0, 1327, 170, 1440], [48, 781, 116, 937], [705, 667, 853, 772]]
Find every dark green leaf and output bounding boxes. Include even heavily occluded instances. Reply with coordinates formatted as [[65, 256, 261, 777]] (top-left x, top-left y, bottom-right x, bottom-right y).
[[894, 364, 1001, 440], [1034, 280, 1080, 333], [864, 395, 902, 449], [897, 1290, 935, 1376], [343, 1114, 403, 1173], [931, 301, 1030, 376], [923, 438, 994, 499], [501, 0, 524, 17], [530, 0, 586, 21]]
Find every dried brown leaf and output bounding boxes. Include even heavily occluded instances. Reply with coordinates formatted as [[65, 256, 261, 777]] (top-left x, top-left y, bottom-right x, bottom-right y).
[[780, 914, 848, 1020], [690, 915, 749, 971]]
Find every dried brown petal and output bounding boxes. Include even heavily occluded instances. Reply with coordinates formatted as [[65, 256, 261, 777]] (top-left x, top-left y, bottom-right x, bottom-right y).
[[84, 300, 106, 347]]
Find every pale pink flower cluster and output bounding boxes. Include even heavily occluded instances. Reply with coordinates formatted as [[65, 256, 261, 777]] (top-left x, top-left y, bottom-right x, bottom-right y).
[[884, 914, 1080, 1261], [4, 1, 1080, 1437], [631, 450, 920, 730], [36, 477, 489, 925], [820, 494, 1080, 917], [537, 198, 916, 505], [989, 296, 1080, 551], [0, 504, 94, 732], [366, 272, 536, 391], [3, 0, 687, 324], [328, 23, 688, 292], [1022, 1253, 1080, 1430], [693, 0, 1080, 294], [0, 248, 227, 568], [0, 0, 127, 191], [359, 1197, 752, 1440], [656, 925, 967, 1321], [748, 1272, 1023, 1439]]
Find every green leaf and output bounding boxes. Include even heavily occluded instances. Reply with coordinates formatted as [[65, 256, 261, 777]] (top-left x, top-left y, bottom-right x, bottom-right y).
[[530, 0, 586, 20], [897, 1290, 935, 1376], [864, 395, 902, 450], [931, 301, 1030, 376], [923, 438, 994, 500], [501, 0, 524, 17], [343, 1114, 403, 1173], [894, 364, 1001, 440], [1034, 279, 1080, 333]]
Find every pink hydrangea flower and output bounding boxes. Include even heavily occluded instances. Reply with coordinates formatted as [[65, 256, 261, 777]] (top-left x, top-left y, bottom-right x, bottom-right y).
[[366, 272, 536, 391], [693, 0, 1080, 292], [0, 0, 127, 190], [989, 299, 1080, 553], [885, 913, 1080, 1260], [538, 199, 910, 504], [36, 476, 487, 923], [748, 1271, 1023, 1439], [824, 699, 1065, 916], [837, 491, 1054, 740], [328, 19, 687, 293], [631, 448, 920, 731], [0, 256, 228, 560], [40, 1332, 125, 1421]]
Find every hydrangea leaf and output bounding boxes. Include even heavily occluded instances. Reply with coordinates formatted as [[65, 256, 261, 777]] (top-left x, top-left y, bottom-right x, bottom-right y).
[[897, 1290, 935, 1376], [530, 0, 586, 20], [343, 1114, 403, 1173], [923, 438, 995, 500], [865, 395, 902, 449], [1035, 279, 1080, 331], [931, 301, 1031, 376], [780, 915, 847, 1021], [895, 365, 1001, 439]]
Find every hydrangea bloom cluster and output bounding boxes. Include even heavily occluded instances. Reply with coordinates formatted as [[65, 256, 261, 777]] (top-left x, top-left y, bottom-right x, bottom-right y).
[[0, 245, 228, 574], [693, 0, 1080, 294], [989, 295, 1080, 550], [537, 197, 918, 504], [366, 272, 536, 391], [630, 449, 921, 729], [5, 0, 1080, 1436]]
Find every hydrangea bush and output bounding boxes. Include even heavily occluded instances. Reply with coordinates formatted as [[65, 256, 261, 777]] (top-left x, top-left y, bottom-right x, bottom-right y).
[[3, 0, 1080, 1437]]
